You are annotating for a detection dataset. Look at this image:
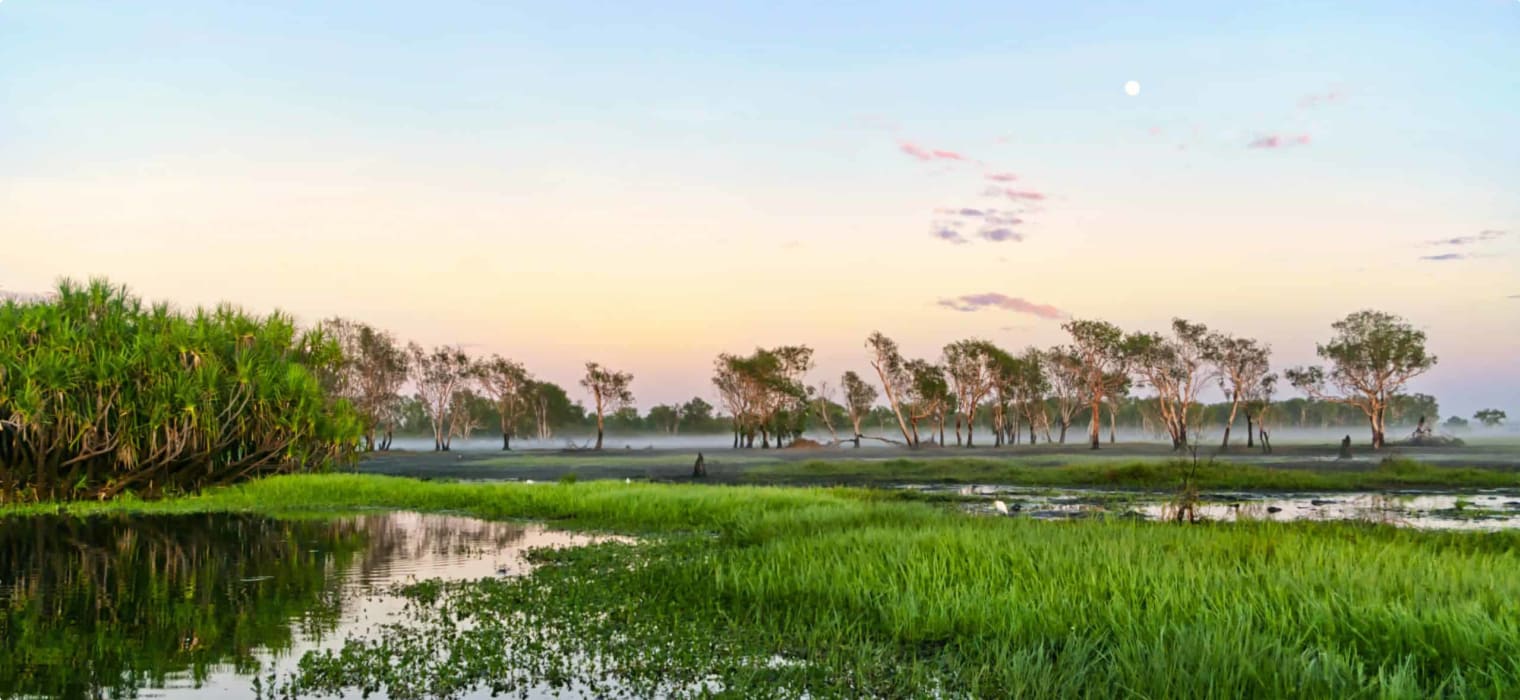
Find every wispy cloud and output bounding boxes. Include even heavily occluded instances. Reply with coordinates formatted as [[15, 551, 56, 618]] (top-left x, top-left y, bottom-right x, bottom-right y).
[[900, 140, 974, 163], [1508, 294, 1520, 300], [1248, 133, 1312, 149], [1298, 89, 1346, 109], [936, 293, 1068, 319], [1426, 230, 1508, 247], [978, 228, 1024, 243], [984, 214, 1024, 226], [931, 226, 969, 245], [984, 172, 1019, 182], [982, 186, 1047, 201], [1419, 253, 1467, 261]]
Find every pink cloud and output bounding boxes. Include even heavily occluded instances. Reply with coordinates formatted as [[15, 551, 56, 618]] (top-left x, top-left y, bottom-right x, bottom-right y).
[[899, 140, 973, 163], [983, 186, 1047, 201], [937, 293, 1068, 320], [1247, 133, 1312, 149], [985, 172, 1019, 182]]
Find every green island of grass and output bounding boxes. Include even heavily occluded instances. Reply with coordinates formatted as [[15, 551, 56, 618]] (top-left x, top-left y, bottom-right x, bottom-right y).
[[8, 473, 1519, 698]]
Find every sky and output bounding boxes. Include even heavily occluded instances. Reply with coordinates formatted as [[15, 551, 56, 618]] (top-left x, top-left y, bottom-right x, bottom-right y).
[[2, 1, 1517, 416]]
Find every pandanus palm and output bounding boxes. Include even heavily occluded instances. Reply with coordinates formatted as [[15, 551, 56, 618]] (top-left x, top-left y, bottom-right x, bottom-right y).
[[0, 279, 360, 502]]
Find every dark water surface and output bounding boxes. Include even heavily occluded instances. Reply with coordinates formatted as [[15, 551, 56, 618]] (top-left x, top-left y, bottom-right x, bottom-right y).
[[0, 512, 612, 700]]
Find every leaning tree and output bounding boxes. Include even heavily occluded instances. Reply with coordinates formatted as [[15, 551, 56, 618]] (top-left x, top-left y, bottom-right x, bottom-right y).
[[839, 370, 878, 448], [866, 332, 916, 446], [581, 362, 634, 450], [1286, 310, 1436, 449]]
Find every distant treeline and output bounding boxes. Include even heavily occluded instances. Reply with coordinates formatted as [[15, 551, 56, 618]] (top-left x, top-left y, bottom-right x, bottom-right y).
[[4, 280, 1511, 501]]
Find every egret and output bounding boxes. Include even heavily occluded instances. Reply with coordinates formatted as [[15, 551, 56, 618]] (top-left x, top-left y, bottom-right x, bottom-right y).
[[993, 500, 1010, 516]]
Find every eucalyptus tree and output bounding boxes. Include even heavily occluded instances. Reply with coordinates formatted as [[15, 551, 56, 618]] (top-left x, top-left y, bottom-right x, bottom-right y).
[[808, 382, 841, 444], [942, 339, 998, 447], [903, 359, 951, 446], [323, 318, 409, 451], [581, 362, 634, 450], [1286, 310, 1436, 448], [1062, 319, 1129, 449], [711, 346, 812, 448], [1126, 319, 1215, 449], [1011, 348, 1053, 444], [866, 332, 916, 446], [1043, 347, 1085, 443], [840, 370, 878, 448], [409, 344, 474, 451], [1207, 333, 1272, 448], [1245, 373, 1279, 451], [476, 355, 532, 450]]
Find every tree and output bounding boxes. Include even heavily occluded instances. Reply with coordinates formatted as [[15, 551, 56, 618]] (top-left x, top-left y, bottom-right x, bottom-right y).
[[679, 397, 714, 430], [866, 332, 916, 446], [1044, 347, 1084, 443], [1126, 319, 1215, 450], [903, 359, 950, 446], [1063, 319, 1128, 450], [476, 355, 532, 450], [1286, 310, 1437, 448], [711, 346, 813, 448], [1444, 415, 1470, 431], [1243, 373, 1278, 452], [1207, 333, 1271, 449], [526, 380, 580, 440], [408, 344, 473, 451], [1009, 348, 1052, 445], [324, 318, 409, 451], [647, 404, 681, 434], [1474, 409, 1508, 427], [580, 362, 634, 450], [840, 371, 878, 448], [942, 339, 998, 447]]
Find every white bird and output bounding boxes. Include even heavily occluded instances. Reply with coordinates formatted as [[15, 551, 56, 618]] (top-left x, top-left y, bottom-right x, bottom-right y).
[[993, 500, 1010, 516]]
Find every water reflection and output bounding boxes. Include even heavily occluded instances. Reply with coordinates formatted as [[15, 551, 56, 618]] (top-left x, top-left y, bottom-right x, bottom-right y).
[[0, 512, 608, 700]]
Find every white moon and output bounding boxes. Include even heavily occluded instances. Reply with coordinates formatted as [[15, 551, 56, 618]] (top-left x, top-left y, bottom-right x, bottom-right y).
[[1124, 80, 1141, 96]]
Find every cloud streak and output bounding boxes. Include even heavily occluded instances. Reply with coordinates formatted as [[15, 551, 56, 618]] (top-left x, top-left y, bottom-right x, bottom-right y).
[[983, 186, 1047, 201], [936, 293, 1068, 319], [1419, 253, 1467, 261], [931, 226, 968, 245], [1298, 89, 1346, 109], [1248, 133, 1312, 149], [978, 228, 1024, 243], [984, 172, 1019, 182], [900, 140, 974, 163], [1426, 230, 1508, 247]]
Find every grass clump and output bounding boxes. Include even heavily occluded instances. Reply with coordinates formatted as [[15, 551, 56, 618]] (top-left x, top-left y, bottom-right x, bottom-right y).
[[751, 456, 1520, 491], [16, 474, 1520, 698]]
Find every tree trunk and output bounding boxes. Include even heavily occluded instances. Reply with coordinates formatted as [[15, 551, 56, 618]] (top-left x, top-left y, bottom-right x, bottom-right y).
[[502, 432, 511, 450], [1089, 400, 1102, 449], [1245, 413, 1255, 448], [1221, 394, 1240, 449]]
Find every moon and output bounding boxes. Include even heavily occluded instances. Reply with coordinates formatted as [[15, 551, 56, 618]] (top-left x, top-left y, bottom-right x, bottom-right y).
[[1124, 80, 1141, 97]]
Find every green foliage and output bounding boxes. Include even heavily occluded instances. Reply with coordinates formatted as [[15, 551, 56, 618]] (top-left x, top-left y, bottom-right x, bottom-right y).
[[0, 280, 361, 502], [1475, 409, 1508, 428], [751, 457, 1520, 491]]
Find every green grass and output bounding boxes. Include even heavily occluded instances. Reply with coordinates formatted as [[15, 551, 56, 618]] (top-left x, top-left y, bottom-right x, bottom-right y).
[[749, 456, 1520, 491], [10, 474, 1520, 698]]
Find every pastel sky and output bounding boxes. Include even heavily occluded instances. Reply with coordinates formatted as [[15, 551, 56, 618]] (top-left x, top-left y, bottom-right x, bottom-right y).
[[2, 1, 1517, 415]]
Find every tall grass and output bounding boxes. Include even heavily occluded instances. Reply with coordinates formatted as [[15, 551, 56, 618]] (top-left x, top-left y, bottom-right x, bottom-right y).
[[15, 474, 1520, 698], [753, 456, 1520, 491]]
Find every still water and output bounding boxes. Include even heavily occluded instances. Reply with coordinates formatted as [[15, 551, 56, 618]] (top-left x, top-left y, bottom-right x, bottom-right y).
[[0, 512, 616, 700]]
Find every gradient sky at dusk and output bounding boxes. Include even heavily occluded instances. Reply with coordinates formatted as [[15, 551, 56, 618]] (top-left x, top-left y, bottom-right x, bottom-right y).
[[2, 1, 1517, 414]]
